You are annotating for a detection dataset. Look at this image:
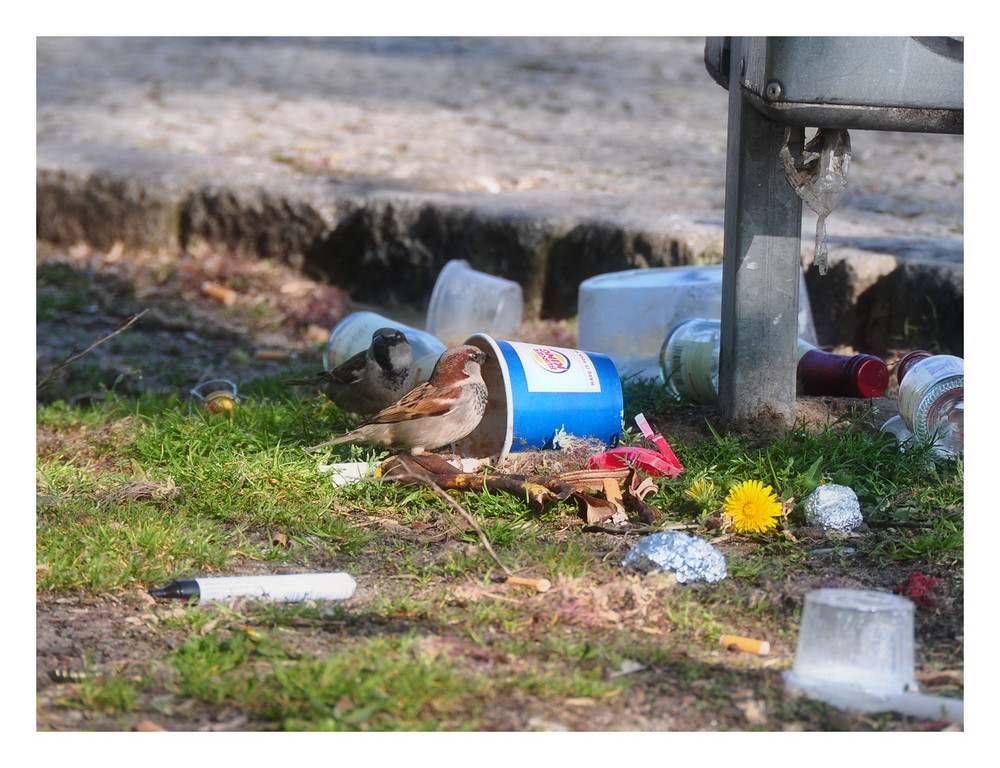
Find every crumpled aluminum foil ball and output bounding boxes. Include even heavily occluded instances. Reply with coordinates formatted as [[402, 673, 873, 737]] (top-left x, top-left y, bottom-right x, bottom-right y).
[[622, 531, 727, 583], [804, 484, 863, 531]]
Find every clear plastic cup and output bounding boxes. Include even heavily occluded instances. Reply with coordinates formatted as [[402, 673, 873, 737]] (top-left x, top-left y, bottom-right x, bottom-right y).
[[426, 260, 524, 347], [785, 588, 917, 696], [323, 311, 447, 384], [783, 588, 964, 721]]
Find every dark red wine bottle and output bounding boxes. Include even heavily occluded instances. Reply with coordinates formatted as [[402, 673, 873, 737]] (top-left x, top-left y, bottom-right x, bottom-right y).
[[796, 341, 889, 398]]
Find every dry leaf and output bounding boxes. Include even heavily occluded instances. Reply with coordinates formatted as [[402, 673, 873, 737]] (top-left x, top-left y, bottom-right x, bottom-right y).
[[915, 670, 964, 686], [628, 471, 658, 501], [602, 478, 624, 509], [304, 324, 331, 343], [574, 492, 621, 525], [736, 699, 768, 726]]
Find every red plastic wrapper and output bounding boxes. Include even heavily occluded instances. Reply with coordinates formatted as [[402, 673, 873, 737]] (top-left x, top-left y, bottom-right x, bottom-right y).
[[587, 413, 684, 478]]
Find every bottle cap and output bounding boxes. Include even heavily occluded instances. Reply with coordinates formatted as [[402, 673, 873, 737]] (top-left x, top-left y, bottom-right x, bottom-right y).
[[895, 350, 933, 385], [849, 356, 890, 398], [798, 350, 888, 398]]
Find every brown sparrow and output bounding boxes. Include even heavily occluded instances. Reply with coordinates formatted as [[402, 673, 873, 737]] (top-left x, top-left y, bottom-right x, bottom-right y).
[[285, 327, 414, 415], [306, 344, 489, 455]]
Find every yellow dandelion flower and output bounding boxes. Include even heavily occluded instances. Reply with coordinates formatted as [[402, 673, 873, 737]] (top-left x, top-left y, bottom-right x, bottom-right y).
[[684, 477, 715, 504], [723, 479, 782, 534]]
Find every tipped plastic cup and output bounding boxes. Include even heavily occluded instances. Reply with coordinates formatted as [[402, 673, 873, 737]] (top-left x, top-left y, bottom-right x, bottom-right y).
[[782, 587, 964, 721], [323, 311, 447, 384], [426, 260, 524, 347], [785, 588, 917, 697], [577, 264, 817, 379], [457, 334, 623, 461]]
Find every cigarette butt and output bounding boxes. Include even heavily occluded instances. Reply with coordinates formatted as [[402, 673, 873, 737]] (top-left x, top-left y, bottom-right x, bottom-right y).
[[304, 324, 331, 344], [202, 281, 238, 306], [133, 719, 167, 732], [255, 349, 288, 360], [505, 576, 552, 593], [720, 634, 770, 656]]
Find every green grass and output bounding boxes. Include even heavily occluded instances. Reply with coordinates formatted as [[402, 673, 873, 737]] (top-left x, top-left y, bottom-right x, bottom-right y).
[[36, 261, 95, 321], [160, 626, 627, 731], [872, 514, 964, 564], [37, 498, 234, 592], [36, 380, 964, 731]]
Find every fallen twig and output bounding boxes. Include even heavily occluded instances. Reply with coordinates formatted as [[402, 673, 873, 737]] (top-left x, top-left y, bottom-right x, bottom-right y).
[[865, 519, 934, 530], [375, 458, 513, 577], [377, 453, 665, 528], [582, 522, 698, 535], [37, 309, 149, 391], [378, 454, 574, 514], [427, 474, 511, 575]]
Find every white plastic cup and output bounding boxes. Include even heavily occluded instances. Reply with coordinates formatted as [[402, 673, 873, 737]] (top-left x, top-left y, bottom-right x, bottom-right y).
[[323, 311, 447, 384], [426, 260, 524, 347], [577, 264, 817, 380]]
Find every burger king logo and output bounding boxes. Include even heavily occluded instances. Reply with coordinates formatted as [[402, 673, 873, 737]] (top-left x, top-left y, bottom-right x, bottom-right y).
[[531, 347, 571, 373]]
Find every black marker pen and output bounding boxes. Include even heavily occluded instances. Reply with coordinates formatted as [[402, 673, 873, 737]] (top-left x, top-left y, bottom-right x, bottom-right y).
[[149, 572, 357, 603]]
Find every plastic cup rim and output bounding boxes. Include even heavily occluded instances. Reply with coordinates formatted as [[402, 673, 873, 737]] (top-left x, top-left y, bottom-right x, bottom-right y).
[[464, 333, 515, 460], [579, 263, 724, 290], [805, 587, 914, 613], [190, 379, 239, 398], [427, 260, 472, 335]]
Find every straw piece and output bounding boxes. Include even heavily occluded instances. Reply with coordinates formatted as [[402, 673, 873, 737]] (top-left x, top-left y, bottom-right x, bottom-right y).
[[635, 412, 654, 439]]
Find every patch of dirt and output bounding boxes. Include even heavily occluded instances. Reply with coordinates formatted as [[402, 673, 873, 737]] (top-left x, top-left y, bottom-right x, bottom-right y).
[[35, 241, 961, 732], [35, 558, 964, 731], [36, 240, 351, 401]]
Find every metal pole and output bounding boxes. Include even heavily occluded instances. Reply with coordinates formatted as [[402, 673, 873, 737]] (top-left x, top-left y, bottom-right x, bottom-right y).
[[718, 38, 804, 433]]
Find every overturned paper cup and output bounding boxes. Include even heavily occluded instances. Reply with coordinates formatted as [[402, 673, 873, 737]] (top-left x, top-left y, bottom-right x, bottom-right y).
[[458, 334, 623, 461]]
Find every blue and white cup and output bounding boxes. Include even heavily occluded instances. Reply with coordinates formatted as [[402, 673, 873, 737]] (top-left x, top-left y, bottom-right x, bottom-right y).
[[458, 334, 624, 461]]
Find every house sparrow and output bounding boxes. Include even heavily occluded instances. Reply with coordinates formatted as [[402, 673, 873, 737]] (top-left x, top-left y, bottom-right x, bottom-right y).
[[285, 327, 414, 415], [306, 344, 489, 455]]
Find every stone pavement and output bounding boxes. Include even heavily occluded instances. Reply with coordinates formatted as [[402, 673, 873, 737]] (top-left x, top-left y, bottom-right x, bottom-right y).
[[35, 36, 964, 354]]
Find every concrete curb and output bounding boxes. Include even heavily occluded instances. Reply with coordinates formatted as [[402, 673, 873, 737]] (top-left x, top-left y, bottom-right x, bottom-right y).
[[37, 140, 961, 356]]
